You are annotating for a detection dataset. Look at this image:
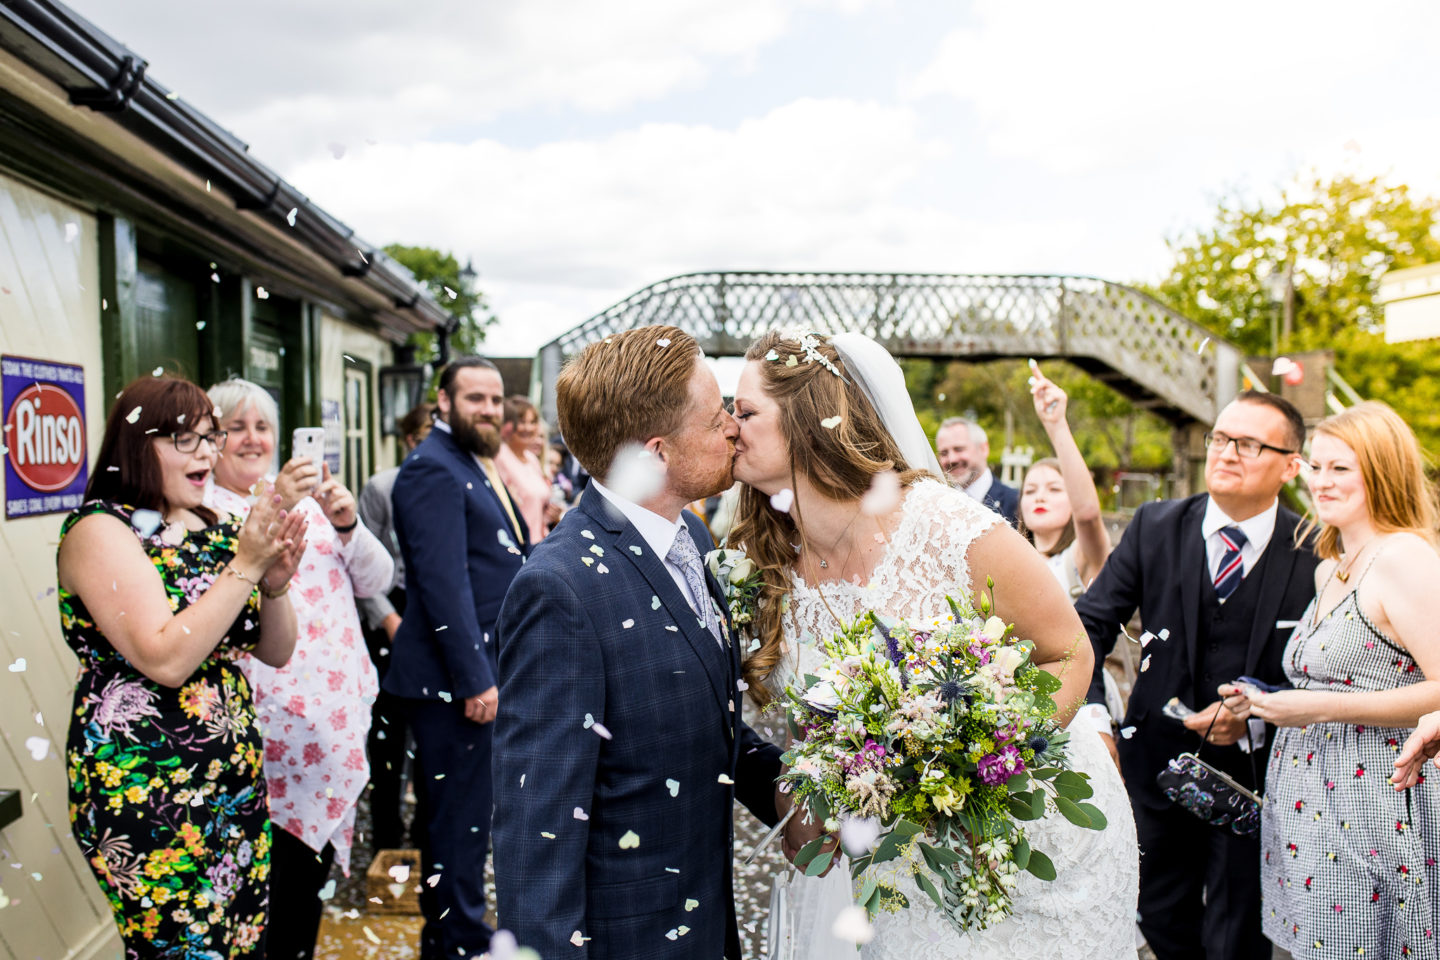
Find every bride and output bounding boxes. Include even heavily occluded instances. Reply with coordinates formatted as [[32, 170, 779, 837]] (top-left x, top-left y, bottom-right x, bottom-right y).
[[728, 330, 1138, 959]]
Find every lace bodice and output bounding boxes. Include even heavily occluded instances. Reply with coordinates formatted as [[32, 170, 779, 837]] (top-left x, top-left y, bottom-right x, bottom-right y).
[[765, 479, 1139, 959], [767, 479, 1000, 701]]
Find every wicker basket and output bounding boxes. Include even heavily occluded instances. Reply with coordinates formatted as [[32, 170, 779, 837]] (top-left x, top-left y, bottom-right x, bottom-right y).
[[365, 848, 422, 915]]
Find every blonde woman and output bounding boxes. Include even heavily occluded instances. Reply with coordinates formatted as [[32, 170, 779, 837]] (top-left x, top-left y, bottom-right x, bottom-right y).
[[1222, 401, 1440, 957]]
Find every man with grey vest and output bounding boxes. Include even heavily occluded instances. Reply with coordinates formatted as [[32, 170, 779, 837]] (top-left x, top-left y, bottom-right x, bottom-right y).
[[1075, 391, 1318, 960]]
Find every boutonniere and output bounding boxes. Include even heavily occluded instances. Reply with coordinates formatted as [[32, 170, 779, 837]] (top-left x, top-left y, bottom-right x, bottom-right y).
[[705, 547, 762, 634]]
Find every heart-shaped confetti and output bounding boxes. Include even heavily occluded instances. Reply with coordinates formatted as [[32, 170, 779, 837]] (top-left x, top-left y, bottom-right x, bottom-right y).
[[582, 529, 595, 540], [656, 339, 671, 347], [651, 595, 662, 610], [573, 807, 589, 820], [618, 830, 640, 849], [717, 773, 735, 785], [583, 713, 595, 729], [622, 619, 635, 629], [785, 355, 798, 367], [764, 349, 780, 361], [25, 737, 49, 761], [318, 879, 337, 901], [570, 932, 587, 947], [769, 489, 794, 513], [820, 416, 842, 430], [628, 545, 643, 556], [589, 545, 605, 557], [8, 658, 25, 672], [666, 779, 680, 797], [684, 898, 699, 912]]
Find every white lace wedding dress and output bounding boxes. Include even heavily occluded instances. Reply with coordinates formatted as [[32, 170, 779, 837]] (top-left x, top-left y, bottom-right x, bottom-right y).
[[766, 479, 1138, 960]]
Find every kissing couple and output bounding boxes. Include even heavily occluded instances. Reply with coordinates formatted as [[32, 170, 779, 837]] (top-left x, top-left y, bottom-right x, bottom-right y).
[[490, 326, 1139, 958]]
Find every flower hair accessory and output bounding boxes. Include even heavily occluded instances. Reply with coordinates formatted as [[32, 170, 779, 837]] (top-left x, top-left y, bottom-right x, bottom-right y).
[[766, 331, 845, 380]]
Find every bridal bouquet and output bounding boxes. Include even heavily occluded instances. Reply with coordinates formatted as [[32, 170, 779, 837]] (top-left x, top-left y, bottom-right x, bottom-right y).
[[779, 584, 1106, 933]]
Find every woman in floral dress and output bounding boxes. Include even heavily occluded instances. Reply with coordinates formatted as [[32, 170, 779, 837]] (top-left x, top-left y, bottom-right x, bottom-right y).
[[1223, 401, 1440, 958], [59, 376, 305, 959], [206, 378, 392, 960]]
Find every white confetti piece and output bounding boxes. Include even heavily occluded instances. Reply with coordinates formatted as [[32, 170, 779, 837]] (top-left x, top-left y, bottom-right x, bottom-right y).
[[7, 658, 26, 673], [666, 929, 679, 940], [622, 619, 635, 629], [1158, 628, 1171, 641], [839, 816, 880, 856], [651, 595, 662, 610], [443, 286, 458, 301], [1139, 631, 1156, 648], [607, 444, 665, 504], [583, 713, 595, 728], [655, 338, 672, 347], [570, 931, 588, 947], [618, 830, 640, 849], [362, 926, 381, 945], [256, 286, 270, 300], [131, 508, 163, 538], [285, 207, 298, 227], [541, 831, 556, 839], [573, 807, 589, 820], [427, 873, 440, 887], [717, 773, 735, 785], [318, 879, 336, 901], [64, 222, 79, 243], [628, 545, 643, 556], [1140, 655, 1152, 672], [591, 722, 613, 740], [596, 563, 609, 574], [860, 471, 901, 515], [151, 366, 164, 377], [1197, 337, 1211, 354], [581, 529, 595, 539], [665, 779, 680, 797], [520, 774, 526, 788], [820, 416, 842, 430], [387, 864, 410, 883], [589, 544, 605, 557], [1120, 726, 1137, 739], [769, 488, 795, 513], [831, 904, 875, 944], [684, 898, 699, 912], [125, 406, 142, 424], [24, 737, 48, 761]]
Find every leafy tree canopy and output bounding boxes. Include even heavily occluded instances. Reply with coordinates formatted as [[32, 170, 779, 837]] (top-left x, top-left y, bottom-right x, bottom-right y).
[[383, 244, 497, 360]]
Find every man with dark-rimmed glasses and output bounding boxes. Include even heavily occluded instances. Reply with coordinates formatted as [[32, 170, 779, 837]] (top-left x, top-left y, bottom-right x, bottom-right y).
[[1076, 390, 1319, 960]]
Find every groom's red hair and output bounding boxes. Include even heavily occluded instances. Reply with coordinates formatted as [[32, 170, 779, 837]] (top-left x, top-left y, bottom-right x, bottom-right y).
[[556, 325, 700, 482]]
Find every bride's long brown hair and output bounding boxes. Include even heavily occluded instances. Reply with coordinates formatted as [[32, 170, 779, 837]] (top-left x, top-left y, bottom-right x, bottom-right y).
[[731, 331, 929, 706]]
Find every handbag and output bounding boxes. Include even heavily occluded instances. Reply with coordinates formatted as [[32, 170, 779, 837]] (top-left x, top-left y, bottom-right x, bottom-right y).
[[1154, 708, 1263, 836]]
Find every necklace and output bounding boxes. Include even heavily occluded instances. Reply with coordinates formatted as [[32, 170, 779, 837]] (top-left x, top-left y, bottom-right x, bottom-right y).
[[1335, 536, 1377, 583], [808, 507, 862, 570]]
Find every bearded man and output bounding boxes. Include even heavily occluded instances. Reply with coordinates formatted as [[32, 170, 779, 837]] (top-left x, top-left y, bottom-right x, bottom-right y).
[[386, 356, 529, 959]]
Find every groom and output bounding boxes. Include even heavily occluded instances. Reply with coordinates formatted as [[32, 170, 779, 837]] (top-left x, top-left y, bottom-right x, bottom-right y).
[[492, 326, 791, 958]]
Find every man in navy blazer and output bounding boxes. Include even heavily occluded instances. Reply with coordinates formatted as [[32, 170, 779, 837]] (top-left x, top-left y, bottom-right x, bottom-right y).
[[935, 416, 1020, 524], [387, 356, 529, 959], [1075, 391, 1318, 960], [493, 326, 793, 959]]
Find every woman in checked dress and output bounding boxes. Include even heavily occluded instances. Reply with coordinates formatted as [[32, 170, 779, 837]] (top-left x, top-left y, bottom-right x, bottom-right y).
[[1224, 401, 1440, 958]]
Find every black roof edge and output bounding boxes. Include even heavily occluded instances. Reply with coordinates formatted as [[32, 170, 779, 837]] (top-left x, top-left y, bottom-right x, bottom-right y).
[[0, 0, 450, 331]]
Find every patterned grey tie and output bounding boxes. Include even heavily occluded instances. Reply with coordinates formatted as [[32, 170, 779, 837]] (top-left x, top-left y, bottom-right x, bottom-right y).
[[667, 524, 722, 645]]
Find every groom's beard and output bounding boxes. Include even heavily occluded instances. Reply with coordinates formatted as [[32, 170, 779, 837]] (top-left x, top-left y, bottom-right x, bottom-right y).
[[670, 443, 736, 504], [448, 409, 502, 458]]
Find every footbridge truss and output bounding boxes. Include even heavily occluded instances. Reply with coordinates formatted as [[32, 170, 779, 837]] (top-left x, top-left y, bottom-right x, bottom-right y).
[[539, 272, 1244, 434]]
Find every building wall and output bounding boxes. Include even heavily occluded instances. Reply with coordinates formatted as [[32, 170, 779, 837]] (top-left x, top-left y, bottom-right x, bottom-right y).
[[0, 172, 119, 959], [319, 311, 393, 488]]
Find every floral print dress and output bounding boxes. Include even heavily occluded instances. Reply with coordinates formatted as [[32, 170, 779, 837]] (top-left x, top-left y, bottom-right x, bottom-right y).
[[61, 501, 270, 960]]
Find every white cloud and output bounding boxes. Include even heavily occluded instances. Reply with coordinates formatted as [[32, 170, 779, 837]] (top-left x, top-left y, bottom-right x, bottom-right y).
[[287, 97, 1089, 354], [906, 0, 1440, 183]]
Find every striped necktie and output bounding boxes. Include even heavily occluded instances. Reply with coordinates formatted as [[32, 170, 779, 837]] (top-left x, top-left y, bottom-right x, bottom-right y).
[[1214, 525, 1248, 600]]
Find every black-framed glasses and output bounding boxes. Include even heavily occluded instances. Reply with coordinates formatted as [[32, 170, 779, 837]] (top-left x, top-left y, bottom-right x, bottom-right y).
[[171, 430, 228, 453], [1203, 431, 1294, 459]]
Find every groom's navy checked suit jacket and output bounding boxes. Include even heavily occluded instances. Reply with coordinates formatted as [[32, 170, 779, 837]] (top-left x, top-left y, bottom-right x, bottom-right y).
[[493, 490, 784, 960]]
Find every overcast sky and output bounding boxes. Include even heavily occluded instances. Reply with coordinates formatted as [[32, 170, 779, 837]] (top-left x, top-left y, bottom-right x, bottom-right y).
[[66, 0, 1440, 356]]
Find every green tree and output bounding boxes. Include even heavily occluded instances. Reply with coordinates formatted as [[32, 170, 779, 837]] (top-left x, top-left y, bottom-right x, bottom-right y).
[[1151, 170, 1440, 452], [383, 244, 497, 360]]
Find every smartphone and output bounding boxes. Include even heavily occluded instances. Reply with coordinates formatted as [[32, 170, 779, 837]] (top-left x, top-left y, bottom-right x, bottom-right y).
[[1162, 697, 1196, 721], [1235, 675, 1281, 694], [292, 427, 326, 464]]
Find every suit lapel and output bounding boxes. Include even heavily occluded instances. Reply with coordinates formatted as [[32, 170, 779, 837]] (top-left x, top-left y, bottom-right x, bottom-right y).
[[1181, 498, 1205, 682], [580, 495, 734, 730], [435, 429, 527, 550], [1245, 509, 1298, 674]]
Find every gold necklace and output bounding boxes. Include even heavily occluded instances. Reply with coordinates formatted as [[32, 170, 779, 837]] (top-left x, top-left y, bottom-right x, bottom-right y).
[[1335, 536, 1377, 583]]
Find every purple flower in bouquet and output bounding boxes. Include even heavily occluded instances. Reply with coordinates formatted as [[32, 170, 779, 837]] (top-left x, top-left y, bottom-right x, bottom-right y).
[[977, 745, 1026, 785], [843, 739, 887, 776]]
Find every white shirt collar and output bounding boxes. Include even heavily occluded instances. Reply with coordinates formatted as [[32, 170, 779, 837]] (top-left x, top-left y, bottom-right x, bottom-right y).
[[963, 468, 994, 502], [589, 478, 686, 560], [1201, 495, 1279, 556], [432, 418, 451, 434]]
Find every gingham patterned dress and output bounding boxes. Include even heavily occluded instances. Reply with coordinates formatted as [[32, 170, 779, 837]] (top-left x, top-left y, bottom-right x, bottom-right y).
[[1260, 566, 1440, 958]]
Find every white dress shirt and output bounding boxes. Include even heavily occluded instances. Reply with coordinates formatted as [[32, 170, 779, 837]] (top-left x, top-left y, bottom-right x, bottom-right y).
[[963, 468, 995, 503], [1201, 496, 1279, 584], [589, 479, 709, 619]]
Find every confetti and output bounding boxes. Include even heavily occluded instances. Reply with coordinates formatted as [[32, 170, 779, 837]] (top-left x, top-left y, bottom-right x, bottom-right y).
[[573, 807, 589, 820], [618, 830, 640, 849], [665, 779, 680, 796], [607, 444, 665, 503], [24, 737, 49, 761], [589, 544, 605, 557], [583, 713, 596, 729], [362, 926, 382, 945], [570, 932, 588, 947], [1140, 655, 1152, 672], [769, 488, 795, 513], [1120, 726, 1137, 739], [443, 286, 458, 301], [285, 207, 298, 227], [622, 619, 634, 629], [839, 816, 880, 856], [125, 406, 142, 424], [64, 222, 79, 243], [596, 564, 609, 574], [785, 355, 798, 367], [656, 338, 671, 347], [651, 595, 662, 610], [629, 545, 643, 555], [256, 286, 270, 300], [684, 898, 699, 912], [820, 416, 842, 430], [1139, 631, 1156, 648], [591, 722, 613, 740], [541, 831, 556, 839], [318, 879, 336, 900], [1197, 337, 1211, 354], [764, 349, 780, 361], [581, 529, 595, 540], [427, 873, 440, 887], [151, 366, 164, 377], [860, 471, 901, 515], [831, 904, 875, 944], [8, 659, 25, 673], [717, 773, 735, 785]]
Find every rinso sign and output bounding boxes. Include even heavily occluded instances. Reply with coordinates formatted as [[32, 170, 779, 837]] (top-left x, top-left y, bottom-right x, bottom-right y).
[[3, 356, 87, 519]]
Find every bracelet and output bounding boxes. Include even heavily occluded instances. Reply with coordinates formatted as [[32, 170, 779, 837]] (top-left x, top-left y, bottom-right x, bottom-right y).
[[333, 518, 359, 533], [226, 564, 262, 585], [260, 578, 291, 600]]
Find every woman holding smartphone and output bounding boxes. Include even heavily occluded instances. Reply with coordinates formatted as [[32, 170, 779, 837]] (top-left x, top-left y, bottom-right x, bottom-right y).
[[1222, 401, 1440, 958], [205, 378, 394, 960]]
